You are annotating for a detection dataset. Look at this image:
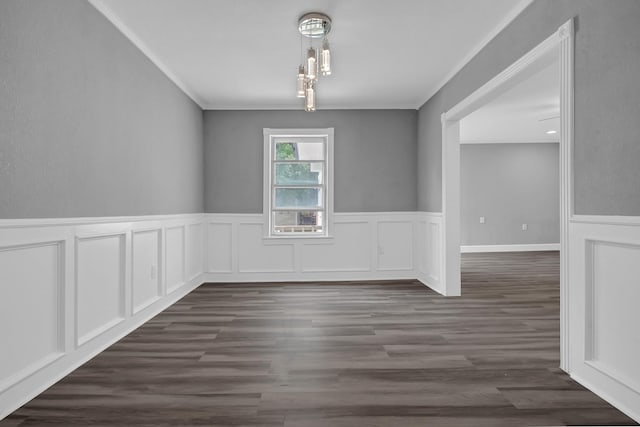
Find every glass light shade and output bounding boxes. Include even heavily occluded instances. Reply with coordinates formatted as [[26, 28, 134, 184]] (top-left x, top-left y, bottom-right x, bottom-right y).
[[321, 40, 331, 76], [305, 81, 316, 112], [306, 48, 318, 81], [296, 65, 305, 98]]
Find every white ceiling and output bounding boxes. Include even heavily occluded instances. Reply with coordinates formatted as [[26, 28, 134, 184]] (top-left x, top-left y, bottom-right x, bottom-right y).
[[90, 0, 533, 110], [460, 58, 560, 143]]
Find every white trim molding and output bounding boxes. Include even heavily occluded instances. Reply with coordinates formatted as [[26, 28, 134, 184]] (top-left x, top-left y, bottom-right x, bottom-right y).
[[441, 18, 574, 362], [417, 0, 535, 109], [567, 218, 640, 423], [88, 0, 205, 108], [3, 209, 639, 424], [461, 243, 560, 253], [415, 212, 445, 295], [439, 16, 640, 423], [262, 128, 335, 239], [0, 213, 206, 420], [205, 212, 422, 283]]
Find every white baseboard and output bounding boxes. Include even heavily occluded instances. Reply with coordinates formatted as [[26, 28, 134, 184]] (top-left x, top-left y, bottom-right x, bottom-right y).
[[461, 243, 560, 253], [571, 371, 640, 424], [204, 271, 418, 284], [416, 275, 445, 296]]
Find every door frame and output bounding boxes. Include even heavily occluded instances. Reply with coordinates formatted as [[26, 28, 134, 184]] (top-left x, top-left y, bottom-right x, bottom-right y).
[[440, 19, 574, 371]]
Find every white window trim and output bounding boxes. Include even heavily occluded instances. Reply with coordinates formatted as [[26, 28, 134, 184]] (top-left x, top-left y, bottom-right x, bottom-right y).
[[263, 128, 334, 240]]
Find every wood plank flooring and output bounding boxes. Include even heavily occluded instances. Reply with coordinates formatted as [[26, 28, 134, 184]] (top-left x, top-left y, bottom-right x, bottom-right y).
[[2, 251, 637, 426]]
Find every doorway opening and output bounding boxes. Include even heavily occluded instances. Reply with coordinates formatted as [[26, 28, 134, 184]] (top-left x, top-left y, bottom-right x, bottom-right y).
[[440, 19, 573, 371]]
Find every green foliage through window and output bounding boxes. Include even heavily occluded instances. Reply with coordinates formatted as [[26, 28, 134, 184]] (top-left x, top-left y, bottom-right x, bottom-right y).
[[275, 142, 297, 160], [275, 164, 320, 185]]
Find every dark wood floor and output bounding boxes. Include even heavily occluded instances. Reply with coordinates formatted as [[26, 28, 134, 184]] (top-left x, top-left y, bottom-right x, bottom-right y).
[[3, 251, 637, 426]]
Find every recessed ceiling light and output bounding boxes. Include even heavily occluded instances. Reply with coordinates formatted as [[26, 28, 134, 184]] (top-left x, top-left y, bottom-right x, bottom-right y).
[[546, 130, 557, 135]]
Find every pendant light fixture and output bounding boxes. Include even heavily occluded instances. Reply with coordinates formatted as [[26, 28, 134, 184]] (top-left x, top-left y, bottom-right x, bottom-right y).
[[321, 39, 331, 76], [306, 47, 318, 81], [296, 65, 305, 98], [305, 80, 316, 112], [297, 12, 332, 111]]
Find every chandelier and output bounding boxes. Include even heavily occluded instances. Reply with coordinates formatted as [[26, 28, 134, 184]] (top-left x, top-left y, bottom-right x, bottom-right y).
[[297, 12, 332, 112]]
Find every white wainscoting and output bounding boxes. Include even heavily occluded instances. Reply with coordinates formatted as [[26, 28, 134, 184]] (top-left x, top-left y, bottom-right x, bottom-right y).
[[0, 211, 447, 420], [205, 212, 425, 282], [568, 215, 640, 422], [416, 212, 444, 294], [0, 214, 205, 420]]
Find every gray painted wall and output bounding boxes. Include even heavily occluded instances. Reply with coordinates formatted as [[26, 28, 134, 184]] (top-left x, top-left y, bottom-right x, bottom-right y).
[[0, 0, 204, 218], [461, 143, 559, 246], [418, 0, 640, 215], [204, 110, 417, 213]]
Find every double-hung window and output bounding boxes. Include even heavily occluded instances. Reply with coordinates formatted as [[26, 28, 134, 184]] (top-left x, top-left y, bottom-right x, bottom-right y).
[[263, 128, 334, 238]]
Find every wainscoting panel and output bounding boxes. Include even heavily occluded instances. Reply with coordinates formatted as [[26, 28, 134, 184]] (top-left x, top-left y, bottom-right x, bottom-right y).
[[0, 242, 63, 393], [75, 234, 125, 346], [205, 213, 421, 282], [416, 212, 444, 294], [301, 221, 370, 272], [428, 222, 442, 284], [165, 226, 185, 294], [5, 211, 639, 424], [587, 240, 640, 392], [238, 223, 296, 273], [377, 221, 413, 271], [207, 223, 233, 273], [132, 229, 161, 314], [186, 223, 203, 282], [0, 214, 205, 420], [569, 216, 640, 422]]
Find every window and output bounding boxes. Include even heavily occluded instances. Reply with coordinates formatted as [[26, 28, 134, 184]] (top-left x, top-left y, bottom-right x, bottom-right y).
[[263, 128, 334, 238]]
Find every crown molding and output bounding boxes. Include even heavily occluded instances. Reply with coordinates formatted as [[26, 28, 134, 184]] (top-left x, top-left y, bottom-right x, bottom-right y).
[[202, 103, 420, 111], [416, 0, 535, 110], [89, 0, 533, 112], [88, 0, 205, 108]]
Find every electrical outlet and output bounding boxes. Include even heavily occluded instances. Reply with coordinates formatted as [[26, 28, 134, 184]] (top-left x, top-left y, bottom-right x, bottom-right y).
[[479, 216, 485, 224], [150, 265, 157, 280], [522, 224, 528, 231]]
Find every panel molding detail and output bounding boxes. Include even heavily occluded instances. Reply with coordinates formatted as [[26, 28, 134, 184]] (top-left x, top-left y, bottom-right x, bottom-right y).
[[205, 212, 424, 282], [165, 226, 186, 293], [0, 214, 205, 420], [569, 219, 640, 423], [131, 229, 162, 314], [416, 212, 444, 294], [0, 241, 65, 394], [75, 232, 126, 346]]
